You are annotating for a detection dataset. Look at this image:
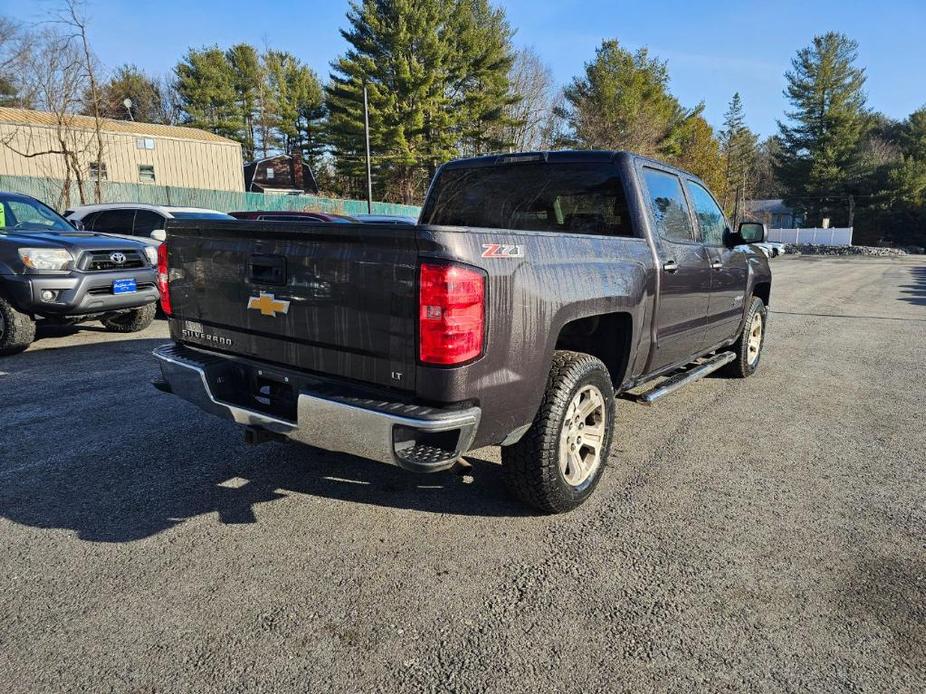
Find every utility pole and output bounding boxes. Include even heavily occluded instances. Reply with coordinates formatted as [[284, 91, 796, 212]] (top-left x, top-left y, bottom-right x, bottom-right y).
[[847, 194, 855, 228], [363, 83, 373, 214]]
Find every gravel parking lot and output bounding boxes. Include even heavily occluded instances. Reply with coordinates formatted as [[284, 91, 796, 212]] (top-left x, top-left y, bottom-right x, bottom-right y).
[[1, 255, 924, 693]]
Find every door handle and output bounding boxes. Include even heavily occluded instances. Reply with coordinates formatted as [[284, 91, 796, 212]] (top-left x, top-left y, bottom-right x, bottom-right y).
[[663, 259, 679, 273], [710, 260, 723, 270]]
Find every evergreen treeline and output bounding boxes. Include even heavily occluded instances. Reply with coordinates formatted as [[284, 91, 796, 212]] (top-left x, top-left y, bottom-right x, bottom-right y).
[[1, 3, 923, 245]]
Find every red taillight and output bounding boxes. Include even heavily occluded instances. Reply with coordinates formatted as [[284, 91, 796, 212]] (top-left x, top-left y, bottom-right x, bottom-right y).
[[156, 242, 172, 315], [419, 263, 485, 365]]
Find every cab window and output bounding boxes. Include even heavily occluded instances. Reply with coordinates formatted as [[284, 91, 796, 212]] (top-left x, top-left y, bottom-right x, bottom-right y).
[[686, 180, 727, 246]]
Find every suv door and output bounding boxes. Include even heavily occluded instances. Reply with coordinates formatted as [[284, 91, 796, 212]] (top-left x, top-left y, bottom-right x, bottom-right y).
[[641, 167, 712, 371], [685, 179, 748, 348]]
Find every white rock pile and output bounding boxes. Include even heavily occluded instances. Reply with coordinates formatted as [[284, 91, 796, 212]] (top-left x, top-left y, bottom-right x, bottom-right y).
[[784, 244, 908, 257]]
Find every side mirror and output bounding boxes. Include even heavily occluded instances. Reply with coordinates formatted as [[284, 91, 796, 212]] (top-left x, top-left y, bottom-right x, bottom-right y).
[[150, 229, 167, 242], [739, 221, 766, 244], [70, 218, 86, 231]]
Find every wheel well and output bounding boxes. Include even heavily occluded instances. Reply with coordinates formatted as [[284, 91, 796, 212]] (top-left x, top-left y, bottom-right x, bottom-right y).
[[555, 312, 633, 388], [753, 281, 771, 307]]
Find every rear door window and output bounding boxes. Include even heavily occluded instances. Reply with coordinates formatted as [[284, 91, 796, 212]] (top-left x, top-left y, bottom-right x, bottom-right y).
[[642, 168, 696, 243], [421, 162, 635, 237], [92, 209, 136, 234]]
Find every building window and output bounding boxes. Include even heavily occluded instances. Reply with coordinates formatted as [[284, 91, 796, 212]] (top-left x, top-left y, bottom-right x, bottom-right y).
[[136, 138, 155, 150], [138, 165, 156, 183], [265, 168, 275, 180], [88, 162, 107, 180]]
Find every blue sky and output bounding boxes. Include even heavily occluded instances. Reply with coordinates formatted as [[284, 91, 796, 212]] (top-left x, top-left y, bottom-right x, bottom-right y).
[[4, 0, 925, 137]]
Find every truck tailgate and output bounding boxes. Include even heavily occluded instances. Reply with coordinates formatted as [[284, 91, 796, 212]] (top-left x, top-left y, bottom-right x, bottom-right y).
[[165, 221, 418, 391]]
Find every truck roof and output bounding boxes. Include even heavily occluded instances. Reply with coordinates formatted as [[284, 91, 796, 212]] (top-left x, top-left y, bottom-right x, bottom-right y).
[[439, 150, 706, 186], [440, 150, 627, 170]]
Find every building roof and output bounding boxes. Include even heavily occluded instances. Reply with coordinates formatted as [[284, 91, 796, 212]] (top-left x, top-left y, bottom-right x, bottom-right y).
[[0, 106, 238, 145]]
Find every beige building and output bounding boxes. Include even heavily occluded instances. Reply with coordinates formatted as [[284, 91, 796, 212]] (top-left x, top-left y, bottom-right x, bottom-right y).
[[0, 107, 244, 192]]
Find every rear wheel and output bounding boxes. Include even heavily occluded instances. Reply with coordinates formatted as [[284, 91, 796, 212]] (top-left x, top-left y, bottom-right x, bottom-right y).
[[0, 295, 36, 356], [502, 351, 615, 513], [100, 303, 156, 333], [722, 296, 767, 378]]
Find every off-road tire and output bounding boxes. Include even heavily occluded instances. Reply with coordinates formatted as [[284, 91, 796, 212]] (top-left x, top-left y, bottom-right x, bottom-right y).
[[100, 303, 156, 333], [722, 296, 767, 378], [502, 351, 615, 514], [0, 295, 36, 356]]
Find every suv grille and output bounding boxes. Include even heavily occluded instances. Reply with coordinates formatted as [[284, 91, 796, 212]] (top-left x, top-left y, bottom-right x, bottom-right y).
[[79, 249, 146, 272]]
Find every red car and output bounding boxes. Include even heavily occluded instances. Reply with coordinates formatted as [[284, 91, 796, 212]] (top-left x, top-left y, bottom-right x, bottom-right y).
[[229, 210, 359, 224]]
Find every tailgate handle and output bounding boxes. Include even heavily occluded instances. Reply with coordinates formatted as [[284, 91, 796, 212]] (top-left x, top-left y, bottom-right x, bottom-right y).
[[249, 254, 286, 285]]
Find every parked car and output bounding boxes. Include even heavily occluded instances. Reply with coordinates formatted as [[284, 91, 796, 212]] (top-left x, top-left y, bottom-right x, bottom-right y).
[[755, 241, 787, 258], [65, 204, 235, 245], [229, 210, 359, 224], [152, 150, 772, 513], [355, 213, 418, 225], [0, 192, 158, 355]]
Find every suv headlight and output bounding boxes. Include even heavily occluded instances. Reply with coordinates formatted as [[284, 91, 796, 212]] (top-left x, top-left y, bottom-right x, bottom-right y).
[[18, 248, 74, 271], [143, 246, 158, 266]]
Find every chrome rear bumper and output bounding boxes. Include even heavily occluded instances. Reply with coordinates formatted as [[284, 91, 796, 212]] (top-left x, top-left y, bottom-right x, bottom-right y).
[[152, 343, 480, 472]]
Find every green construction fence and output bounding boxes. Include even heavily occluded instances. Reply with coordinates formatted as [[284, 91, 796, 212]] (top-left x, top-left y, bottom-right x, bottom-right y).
[[0, 174, 422, 218]]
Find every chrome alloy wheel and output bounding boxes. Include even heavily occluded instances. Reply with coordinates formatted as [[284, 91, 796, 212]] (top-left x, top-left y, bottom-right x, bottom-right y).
[[747, 312, 764, 365], [559, 384, 607, 487]]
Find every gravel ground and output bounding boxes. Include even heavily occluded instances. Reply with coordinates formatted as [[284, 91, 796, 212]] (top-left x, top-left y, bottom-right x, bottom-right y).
[[1, 256, 924, 693]]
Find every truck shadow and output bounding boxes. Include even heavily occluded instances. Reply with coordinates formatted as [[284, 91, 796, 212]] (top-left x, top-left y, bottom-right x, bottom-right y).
[[898, 264, 926, 307], [0, 338, 528, 543]]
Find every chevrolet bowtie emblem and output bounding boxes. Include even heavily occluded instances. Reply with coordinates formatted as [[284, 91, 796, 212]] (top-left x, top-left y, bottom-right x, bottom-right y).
[[247, 292, 290, 317]]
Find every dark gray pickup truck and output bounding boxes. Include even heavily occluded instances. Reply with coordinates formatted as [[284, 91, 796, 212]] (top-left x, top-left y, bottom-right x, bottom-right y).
[[0, 192, 158, 355], [153, 151, 772, 512]]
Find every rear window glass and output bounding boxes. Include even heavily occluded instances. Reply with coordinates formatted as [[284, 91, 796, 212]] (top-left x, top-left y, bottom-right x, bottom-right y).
[[421, 162, 635, 237]]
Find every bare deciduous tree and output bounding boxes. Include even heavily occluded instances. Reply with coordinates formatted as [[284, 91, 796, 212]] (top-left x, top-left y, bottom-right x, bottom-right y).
[[1, 26, 96, 206], [501, 47, 558, 151], [0, 2, 107, 207], [56, 0, 106, 202]]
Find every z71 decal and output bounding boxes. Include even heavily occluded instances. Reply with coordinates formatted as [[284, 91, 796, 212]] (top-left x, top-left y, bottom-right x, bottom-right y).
[[481, 243, 524, 258]]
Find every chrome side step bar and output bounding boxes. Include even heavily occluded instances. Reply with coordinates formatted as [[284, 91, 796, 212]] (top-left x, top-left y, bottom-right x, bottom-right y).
[[633, 352, 736, 405]]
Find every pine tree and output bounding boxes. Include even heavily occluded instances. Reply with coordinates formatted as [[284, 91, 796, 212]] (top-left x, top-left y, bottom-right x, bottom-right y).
[[88, 65, 168, 124], [776, 32, 868, 226], [558, 40, 695, 157], [449, 0, 518, 156], [174, 47, 241, 142], [226, 44, 262, 160], [719, 92, 758, 214], [174, 44, 324, 164], [325, 0, 515, 204], [263, 50, 324, 159]]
